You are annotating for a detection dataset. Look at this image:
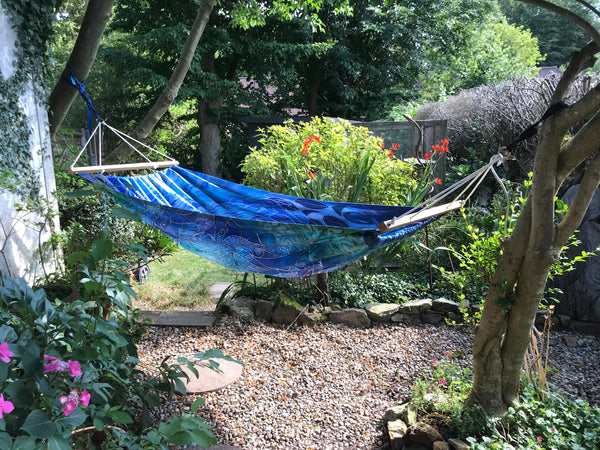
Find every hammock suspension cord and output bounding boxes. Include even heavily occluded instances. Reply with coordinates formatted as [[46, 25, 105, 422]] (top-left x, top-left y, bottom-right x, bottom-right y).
[[70, 120, 179, 174]]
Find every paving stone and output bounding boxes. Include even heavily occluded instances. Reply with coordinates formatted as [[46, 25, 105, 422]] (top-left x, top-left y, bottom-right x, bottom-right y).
[[140, 310, 215, 327]]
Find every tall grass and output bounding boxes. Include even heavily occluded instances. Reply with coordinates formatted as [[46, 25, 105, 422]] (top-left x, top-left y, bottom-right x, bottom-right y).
[[133, 249, 244, 310]]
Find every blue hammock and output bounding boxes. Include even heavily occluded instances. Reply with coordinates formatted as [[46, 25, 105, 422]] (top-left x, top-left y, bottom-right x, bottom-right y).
[[81, 167, 438, 277]]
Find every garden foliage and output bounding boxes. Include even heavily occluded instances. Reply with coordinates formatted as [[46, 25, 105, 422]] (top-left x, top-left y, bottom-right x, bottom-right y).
[[241, 117, 419, 206], [0, 236, 235, 449]]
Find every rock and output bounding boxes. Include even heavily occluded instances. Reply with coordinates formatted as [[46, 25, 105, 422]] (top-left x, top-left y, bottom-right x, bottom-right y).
[[406, 421, 443, 447], [299, 311, 327, 326], [365, 302, 401, 322], [383, 401, 416, 424], [562, 335, 579, 347], [388, 419, 408, 450], [558, 315, 572, 327], [271, 295, 307, 325], [398, 299, 433, 314], [432, 298, 460, 313], [329, 308, 371, 328], [422, 311, 445, 324], [217, 296, 257, 321], [254, 299, 275, 322], [448, 437, 471, 450], [391, 313, 422, 326], [433, 441, 450, 450]]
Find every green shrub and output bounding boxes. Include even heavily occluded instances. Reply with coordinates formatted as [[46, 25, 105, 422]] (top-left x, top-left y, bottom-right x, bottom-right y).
[[240, 116, 419, 205]]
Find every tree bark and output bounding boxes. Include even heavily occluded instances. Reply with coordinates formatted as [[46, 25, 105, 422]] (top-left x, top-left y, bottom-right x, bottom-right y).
[[48, 0, 114, 137], [198, 96, 224, 176], [469, 4, 600, 414], [103, 0, 215, 164]]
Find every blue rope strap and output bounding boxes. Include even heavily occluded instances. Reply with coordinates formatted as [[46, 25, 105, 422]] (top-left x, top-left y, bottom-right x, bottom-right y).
[[62, 65, 103, 151]]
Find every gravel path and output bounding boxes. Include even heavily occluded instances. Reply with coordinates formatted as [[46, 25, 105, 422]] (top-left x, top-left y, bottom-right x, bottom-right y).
[[137, 318, 600, 449]]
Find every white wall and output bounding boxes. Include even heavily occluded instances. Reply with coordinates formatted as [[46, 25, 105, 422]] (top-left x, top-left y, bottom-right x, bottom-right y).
[[0, 5, 60, 284]]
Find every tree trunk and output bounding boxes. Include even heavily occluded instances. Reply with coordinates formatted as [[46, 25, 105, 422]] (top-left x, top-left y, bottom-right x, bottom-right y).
[[48, 0, 114, 137], [469, 18, 600, 415], [197, 96, 223, 176], [103, 0, 215, 164], [308, 79, 320, 116]]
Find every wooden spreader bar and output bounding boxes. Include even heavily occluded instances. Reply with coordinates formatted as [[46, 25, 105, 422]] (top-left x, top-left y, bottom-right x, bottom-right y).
[[70, 160, 179, 174], [377, 200, 465, 233]]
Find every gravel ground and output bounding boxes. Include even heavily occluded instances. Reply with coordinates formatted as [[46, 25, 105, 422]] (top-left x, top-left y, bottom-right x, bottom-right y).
[[137, 318, 600, 449]]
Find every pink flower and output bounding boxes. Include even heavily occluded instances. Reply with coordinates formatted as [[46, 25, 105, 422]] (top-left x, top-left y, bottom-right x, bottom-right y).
[[43, 355, 82, 377], [537, 436, 543, 441], [0, 342, 13, 363], [43, 355, 69, 374], [550, 427, 556, 432], [0, 394, 14, 418], [428, 359, 437, 365], [68, 360, 82, 377], [439, 379, 447, 385], [80, 390, 91, 406], [60, 389, 88, 416]]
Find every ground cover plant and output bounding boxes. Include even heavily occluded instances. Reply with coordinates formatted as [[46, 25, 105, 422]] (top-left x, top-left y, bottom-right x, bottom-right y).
[[409, 350, 600, 449]]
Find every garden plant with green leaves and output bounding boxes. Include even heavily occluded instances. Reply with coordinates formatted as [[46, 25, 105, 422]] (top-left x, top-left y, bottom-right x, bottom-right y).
[[0, 237, 237, 449]]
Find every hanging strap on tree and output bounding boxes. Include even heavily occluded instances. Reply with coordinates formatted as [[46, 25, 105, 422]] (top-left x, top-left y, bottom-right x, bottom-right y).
[[62, 65, 102, 150]]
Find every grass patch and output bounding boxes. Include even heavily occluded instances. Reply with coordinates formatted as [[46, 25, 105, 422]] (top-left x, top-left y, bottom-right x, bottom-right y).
[[133, 249, 245, 310]]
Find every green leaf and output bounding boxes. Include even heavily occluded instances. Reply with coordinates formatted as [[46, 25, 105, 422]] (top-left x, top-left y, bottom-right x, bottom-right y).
[[91, 237, 113, 262], [12, 435, 38, 450], [60, 408, 87, 426], [0, 432, 13, 449], [108, 410, 133, 425], [190, 397, 206, 413], [21, 410, 56, 439], [0, 325, 18, 343], [47, 435, 71, 450]]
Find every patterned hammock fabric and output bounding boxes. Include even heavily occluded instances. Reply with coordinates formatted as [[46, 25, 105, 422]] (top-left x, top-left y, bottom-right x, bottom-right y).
[[81, 167, 438, 277]]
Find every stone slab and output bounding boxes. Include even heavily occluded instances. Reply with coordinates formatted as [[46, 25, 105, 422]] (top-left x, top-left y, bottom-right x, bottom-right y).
[[178, 358, 244, 394], [140, 310, 215, 327]]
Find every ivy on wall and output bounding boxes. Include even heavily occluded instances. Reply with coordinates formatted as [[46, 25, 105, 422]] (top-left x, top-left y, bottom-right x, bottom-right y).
[[0, 0, 58, 202]]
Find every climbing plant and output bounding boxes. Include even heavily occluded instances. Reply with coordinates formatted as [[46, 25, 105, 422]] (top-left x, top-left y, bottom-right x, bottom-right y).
[[0, 0, 58, 202]]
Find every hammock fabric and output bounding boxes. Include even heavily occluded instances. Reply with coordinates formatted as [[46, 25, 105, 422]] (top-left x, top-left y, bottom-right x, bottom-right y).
[[81, 167, 438, 277]]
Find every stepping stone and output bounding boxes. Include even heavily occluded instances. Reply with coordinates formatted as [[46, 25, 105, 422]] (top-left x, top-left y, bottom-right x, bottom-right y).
[[178, 358, 244, 394], [139, 310, 215, 327]]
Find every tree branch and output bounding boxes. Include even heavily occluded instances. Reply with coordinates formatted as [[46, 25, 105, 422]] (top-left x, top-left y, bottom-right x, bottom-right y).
[[48, 0, 115, 137], [519, 0, 600, 49], [557, 108, 600, 181], [103, 0, 215, 164], [555, 150, 600, 247]]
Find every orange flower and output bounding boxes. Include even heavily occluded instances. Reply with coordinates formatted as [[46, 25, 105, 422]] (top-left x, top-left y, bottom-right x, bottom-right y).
[[301, 146, 309, 154], [309, 172, 316, 178], [434, 178, 442, 185], [391, 143, 400, 150], [388, 151, 394, 158], [424, 153, 432, 160]]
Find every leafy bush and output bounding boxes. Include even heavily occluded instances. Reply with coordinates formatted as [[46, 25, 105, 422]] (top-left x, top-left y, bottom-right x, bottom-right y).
[[240, 116, 419, 205], [329, 270, 429, 308], [0, 238, 237, 449]]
